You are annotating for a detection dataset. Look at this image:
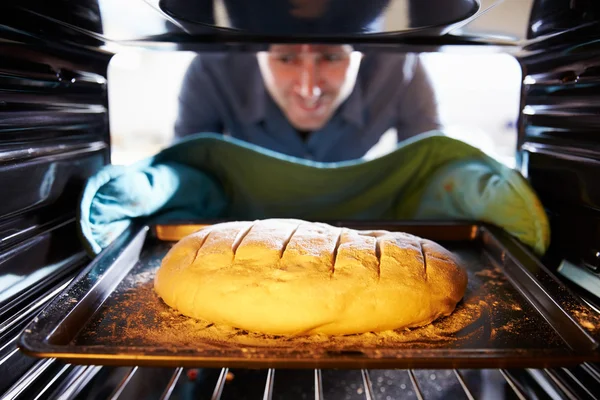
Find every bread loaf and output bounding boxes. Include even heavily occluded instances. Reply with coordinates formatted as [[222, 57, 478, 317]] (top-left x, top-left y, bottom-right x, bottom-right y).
[[154, 219, 468, 336]]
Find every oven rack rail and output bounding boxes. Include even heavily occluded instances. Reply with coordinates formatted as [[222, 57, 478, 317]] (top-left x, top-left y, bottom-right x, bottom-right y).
[[2, 356, 600, 400]]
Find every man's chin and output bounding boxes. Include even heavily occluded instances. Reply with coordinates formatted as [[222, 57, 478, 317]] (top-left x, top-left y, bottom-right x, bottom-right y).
[[288, 112, 331, 131], [289, 119, 328, 131]]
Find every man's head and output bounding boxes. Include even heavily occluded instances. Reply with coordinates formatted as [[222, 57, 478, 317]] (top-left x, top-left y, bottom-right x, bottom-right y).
[[257, 44, 363, 131]]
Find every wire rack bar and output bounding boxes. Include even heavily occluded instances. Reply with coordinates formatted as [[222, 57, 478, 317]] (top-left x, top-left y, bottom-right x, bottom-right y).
[[453, 369, 475, 400], [407, 370, 424, 400], [360, 369, 375, 400], [500, 369, 528, 400], [211, 368, 230, 400], [1, 358, 56, 400], [263, 369, 275, 400], [543, 369, 580, 400], [314, 369, 323, 400], [108, 366, 138, 400], [160, 368, 183, 400], [55, 366, 103, 400]]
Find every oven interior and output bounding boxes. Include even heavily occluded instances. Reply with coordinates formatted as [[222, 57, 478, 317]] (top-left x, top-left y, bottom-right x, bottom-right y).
[[1, 0, 600, 399]]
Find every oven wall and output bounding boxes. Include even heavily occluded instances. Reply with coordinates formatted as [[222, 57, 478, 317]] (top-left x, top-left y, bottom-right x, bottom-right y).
[[0, 26, 111, 392], [516, 24, 600, 300]]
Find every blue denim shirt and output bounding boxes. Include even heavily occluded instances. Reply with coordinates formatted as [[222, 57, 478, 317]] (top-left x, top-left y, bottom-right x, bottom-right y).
[[175, 52, 440, 162]]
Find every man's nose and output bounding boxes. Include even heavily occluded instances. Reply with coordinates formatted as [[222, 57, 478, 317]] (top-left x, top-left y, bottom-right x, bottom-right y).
[[298, 59, 322, 99]]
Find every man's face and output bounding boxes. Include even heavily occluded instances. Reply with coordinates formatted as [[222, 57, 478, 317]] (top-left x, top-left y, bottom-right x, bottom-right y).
[[257, 44, 362, 131]]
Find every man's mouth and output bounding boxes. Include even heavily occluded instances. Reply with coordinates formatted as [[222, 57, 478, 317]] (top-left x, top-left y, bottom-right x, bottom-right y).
[[295, 97, 327, 114]]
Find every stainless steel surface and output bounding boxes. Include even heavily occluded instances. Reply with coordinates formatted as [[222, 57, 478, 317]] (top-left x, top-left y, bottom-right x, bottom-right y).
[[521, 142, 600, 167], [159, 367, 183, 400], [1, 358, 56, 400], [211, 368, 229, 400], [10, 0, 593, 49], [314, 369, 323, 400], [360, 370, 375, 400], [527, 368, 567, 399], [0, 280, 70, 337], [108, 367, 138, 400], [1, 364, 600, 399], [517, 36, 600, 300], [0, 142, 107, 164], [500, 369, 528, 400], [32, 364, 71, 400], [53, 366, 103, 400], [263, 369, 275, 400], [453, 369, 475, 400], [0, 347, 20, 368], [408, 370, 425, 400], [543, 368, 583, 400], [8, 0, 485, 42], [582, 363, 600, 383]]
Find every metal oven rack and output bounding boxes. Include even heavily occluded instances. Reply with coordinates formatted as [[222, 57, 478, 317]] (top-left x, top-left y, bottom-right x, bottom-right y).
[[3, 359, 600, 399]]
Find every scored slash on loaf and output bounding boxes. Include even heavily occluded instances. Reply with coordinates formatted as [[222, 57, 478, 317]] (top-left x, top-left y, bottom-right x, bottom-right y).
[[154, 219, 468, 336]]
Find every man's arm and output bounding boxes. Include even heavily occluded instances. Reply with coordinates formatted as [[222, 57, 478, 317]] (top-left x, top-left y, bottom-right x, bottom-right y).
[[395, 54, 442, 141], [174, 55, 225, 139]]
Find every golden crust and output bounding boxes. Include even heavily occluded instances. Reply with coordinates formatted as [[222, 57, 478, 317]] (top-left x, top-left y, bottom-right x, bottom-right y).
[[154, 219, 468, 336]]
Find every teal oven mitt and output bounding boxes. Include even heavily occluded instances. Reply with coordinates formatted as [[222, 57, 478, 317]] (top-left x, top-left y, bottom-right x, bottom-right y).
[[78, 132, 550, 256]]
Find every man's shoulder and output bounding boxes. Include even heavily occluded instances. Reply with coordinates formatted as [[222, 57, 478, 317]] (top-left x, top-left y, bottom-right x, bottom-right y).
[[186, 52, 262, 94], [359, 52, 419, 83], [189, 52, 259, 74]]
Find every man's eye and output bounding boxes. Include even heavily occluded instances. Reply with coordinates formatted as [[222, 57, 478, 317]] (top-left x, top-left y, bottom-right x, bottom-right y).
[[322, 53, 344, 62], [277, 54, 297, 63]]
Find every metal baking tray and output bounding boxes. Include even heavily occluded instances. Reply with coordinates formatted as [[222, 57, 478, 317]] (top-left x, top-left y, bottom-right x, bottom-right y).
[[18, 220, 600, 369]]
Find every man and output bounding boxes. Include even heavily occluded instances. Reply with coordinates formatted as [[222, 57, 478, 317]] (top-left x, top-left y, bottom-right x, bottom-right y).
[[175, 44, 441, 162]]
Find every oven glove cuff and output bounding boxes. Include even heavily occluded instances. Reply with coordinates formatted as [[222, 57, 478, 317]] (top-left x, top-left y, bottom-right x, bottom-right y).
[[414, 159, 550, 255], [78, 161, 227, 255]]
